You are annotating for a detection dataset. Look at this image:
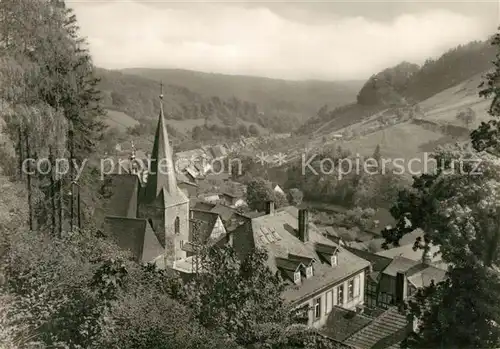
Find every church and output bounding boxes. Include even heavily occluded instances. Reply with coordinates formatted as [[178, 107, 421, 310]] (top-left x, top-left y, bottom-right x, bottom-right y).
[[99, 86, 194, 267]]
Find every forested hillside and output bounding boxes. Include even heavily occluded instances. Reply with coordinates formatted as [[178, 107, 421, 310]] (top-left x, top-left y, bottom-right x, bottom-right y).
[[297, 39, 496, 135], [123, 68, 363, 119]]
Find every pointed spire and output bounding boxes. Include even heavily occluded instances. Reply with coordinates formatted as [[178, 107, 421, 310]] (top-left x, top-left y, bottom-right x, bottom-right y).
[[144, 81, 178, 200]]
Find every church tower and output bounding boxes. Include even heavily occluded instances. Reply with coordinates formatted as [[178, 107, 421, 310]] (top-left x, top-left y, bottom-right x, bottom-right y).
[[138, 83, 190, 265]]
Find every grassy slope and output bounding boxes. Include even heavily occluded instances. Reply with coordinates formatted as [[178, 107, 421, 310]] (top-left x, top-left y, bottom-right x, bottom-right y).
[[315, 71, 491, 169]]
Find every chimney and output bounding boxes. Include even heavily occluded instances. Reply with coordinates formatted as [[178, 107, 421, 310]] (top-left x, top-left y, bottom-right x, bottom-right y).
[[298, 209, 309, 242], [395, 271, 408, 305], [266, 201, 275, 215], [422, 248, 432, 265]]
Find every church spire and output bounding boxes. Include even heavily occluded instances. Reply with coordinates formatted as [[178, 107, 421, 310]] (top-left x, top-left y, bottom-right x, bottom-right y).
[[145, 82, 178, 200]]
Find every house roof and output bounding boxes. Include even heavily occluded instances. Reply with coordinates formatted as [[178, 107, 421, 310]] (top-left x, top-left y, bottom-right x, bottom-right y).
[[235, 206, 370, 304], [178, 181, 198, 188], [321, 307, 373, 342], [190, 209, 221, 243], [103, 216, 163, 263], [382, 256, 420, 277], [325, 226, 338, 238], [205, 172, 230, 181], [191, 199, 216, 211], [377, 243, 441, 263], [407, 265, 447, 288], [344, 306, 409, 349], [210, 145, 226, 158], [345, 247, 393, 273]]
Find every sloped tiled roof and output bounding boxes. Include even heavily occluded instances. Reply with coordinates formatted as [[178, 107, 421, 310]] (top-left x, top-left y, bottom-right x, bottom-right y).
[[377, 244, 441, 263], [190, 209, 220, 242], [382, 257, 420, 277], [344, 306, 409, 349], [322, 307, 373, 342], [191, 199, 216, 211], [407, 265, 447, 288], [345, 248, 393, 273], [234, 206, 371, 304], [100, 174, 139, 219], [103, 216, 163, 263]]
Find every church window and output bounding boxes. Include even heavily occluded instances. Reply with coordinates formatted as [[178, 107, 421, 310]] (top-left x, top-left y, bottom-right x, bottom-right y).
[[174, 216, 180, 234]]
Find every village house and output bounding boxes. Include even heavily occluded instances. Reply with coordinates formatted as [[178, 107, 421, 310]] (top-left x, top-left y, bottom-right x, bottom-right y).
[[220, 191, 246, 208], [230, 202, 371, 327]]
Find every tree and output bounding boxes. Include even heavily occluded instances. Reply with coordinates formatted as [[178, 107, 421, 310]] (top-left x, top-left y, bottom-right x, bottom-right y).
[[471, 28, 500, 153], [317, 104, 329, 119], [183, 244, 340, 348], [384, 146, 500, 348], [184, 245, 288, 345], [456, 107, 476, 128], [246, 177, 288, 211], [248, 124, 260, 136], [287, 188, 304, 206]]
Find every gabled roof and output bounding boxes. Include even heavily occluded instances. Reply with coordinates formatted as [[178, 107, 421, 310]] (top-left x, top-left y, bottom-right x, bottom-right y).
[[190, 209, 222, 243], [377, 243, 441, 263], [210, 145, 226, 158], [100, 174, 139, 219], [382, 256, 420, 277], [232, 206, 370, 304], [104, 216, 163, 263], [344, 306, 409, 349], [345, 247, 393, 273], [275, 257, 304, 272], [191, 200, 217, 211], [288, 253, 316, 266]]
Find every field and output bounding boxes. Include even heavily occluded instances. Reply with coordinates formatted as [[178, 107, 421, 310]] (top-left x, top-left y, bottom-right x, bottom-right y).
[[104, 109, 140, 131], [418, 72, 491, 128]]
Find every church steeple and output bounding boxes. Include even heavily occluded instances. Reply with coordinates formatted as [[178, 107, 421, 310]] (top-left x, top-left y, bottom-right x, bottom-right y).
[[145, 82, 178, 200]]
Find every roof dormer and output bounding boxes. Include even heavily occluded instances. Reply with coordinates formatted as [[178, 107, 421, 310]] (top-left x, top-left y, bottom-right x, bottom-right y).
[[276, 257, 306, 285], [315, 242, 340, 267], [288, 253, 316, 279]]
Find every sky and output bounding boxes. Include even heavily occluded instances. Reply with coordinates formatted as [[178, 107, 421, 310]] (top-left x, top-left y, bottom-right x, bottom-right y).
[[69, 0, 499, 81]]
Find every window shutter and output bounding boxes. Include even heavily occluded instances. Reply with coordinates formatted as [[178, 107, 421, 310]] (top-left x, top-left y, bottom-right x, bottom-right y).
[[326, 291, 332, 313]]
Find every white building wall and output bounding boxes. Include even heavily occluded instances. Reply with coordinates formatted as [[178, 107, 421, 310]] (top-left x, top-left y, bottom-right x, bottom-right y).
[[300, 270, 366, 328]]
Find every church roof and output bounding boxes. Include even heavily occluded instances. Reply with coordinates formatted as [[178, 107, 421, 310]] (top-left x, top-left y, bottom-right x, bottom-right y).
[[143, 90, 188, 206], [96, 174, 139, 225], [103, 216, 164, 263]]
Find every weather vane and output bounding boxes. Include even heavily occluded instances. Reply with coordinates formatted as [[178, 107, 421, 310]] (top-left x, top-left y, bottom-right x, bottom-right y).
[[160, 81, 164, 100]]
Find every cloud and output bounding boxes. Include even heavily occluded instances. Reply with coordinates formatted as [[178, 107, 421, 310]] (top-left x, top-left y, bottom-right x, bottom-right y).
[[70, 1, 494, 81]]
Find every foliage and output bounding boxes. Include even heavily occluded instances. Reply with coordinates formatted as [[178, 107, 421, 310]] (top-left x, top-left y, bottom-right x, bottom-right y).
[[183, 244, 339, 348], [1, 226, 242, 349], [403, 264, 500, 349], [98, 68, 361, 134], [246, 177, 289, 211], [333, 207, 375, 231], [471, 28, 500, 154], [456, 107, 476, 128], [383, 145, 500, 347], [285, 146, 406, 209], [287, 188, 304, 206], [2, 228, 129, 348], [357, 62, 419, 106]]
